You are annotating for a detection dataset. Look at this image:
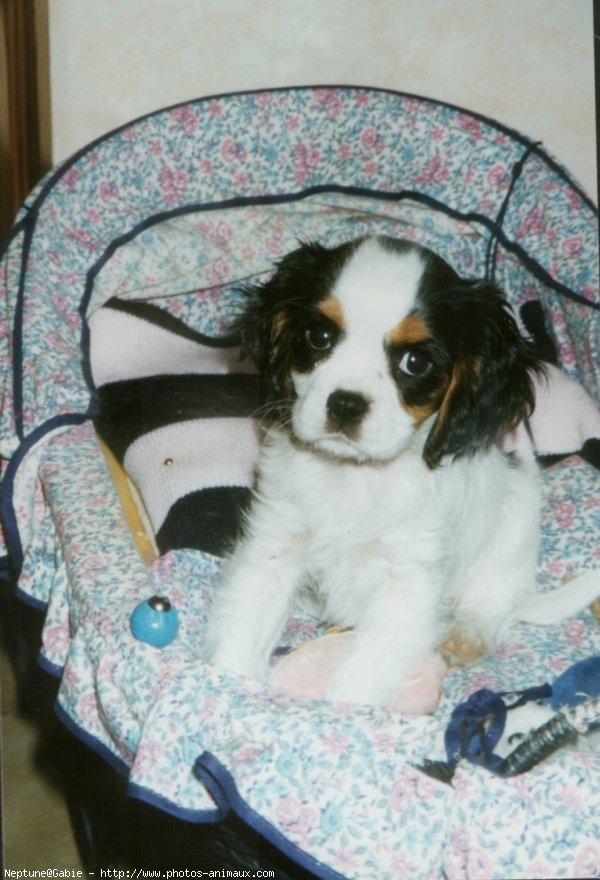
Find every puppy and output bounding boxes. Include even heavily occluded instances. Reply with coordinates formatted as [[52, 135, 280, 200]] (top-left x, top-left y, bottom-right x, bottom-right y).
[[204, 235, 568, 708]]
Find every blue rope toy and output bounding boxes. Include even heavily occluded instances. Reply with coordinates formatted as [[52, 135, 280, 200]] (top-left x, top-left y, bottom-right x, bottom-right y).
[[420, 656, 600, 781]]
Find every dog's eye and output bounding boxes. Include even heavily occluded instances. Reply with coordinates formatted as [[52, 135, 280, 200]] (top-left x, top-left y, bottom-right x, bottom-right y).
[[398, 350, 432, 377], [305, 325, 333, 351]]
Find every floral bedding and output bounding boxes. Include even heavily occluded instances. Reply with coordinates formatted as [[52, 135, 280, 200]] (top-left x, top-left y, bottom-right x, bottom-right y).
[[1, 87, 599, 878]]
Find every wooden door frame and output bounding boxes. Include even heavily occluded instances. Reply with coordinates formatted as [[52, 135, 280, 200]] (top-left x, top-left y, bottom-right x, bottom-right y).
[[1, 0, 51, 238]]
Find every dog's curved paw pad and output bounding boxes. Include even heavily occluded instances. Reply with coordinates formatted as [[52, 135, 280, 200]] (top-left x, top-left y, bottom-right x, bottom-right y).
[[440, 632, 489, 667]]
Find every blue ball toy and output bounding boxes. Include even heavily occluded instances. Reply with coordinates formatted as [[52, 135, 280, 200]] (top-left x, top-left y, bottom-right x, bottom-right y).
[[130, 595, 179, 648]]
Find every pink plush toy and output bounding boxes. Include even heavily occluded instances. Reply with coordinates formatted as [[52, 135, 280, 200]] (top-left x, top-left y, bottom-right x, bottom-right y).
[[506, 300, 600, 467], [269, 631, 446, 714], [503, 362, 600, 464]]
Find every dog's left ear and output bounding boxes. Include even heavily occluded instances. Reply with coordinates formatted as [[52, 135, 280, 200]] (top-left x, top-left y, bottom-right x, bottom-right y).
[[231, 279, 292, 402], [423, 282, 545, 469]]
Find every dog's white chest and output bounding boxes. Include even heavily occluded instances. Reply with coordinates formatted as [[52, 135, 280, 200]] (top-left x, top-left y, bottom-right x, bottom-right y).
[[257, 432, 448, 625]]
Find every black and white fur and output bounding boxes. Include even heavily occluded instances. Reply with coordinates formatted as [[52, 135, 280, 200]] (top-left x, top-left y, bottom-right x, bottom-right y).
[[205, 236, 599, 709]]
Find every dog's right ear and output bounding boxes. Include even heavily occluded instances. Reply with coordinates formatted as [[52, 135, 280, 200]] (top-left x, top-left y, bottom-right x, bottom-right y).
[[422, 281, 544, 468], [233, 241, 331, 397]]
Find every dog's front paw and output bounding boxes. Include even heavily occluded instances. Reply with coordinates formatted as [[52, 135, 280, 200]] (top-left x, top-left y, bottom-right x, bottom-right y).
[[440, 625, 490, 668]]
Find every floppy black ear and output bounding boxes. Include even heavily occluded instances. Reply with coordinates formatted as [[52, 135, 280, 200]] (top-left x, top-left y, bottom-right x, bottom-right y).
[[423, 281, 545, 469], [232, 241, 332, 399]]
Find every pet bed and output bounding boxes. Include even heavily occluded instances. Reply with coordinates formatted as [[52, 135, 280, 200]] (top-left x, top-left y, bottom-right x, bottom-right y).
[[1, 86, 600, 879]]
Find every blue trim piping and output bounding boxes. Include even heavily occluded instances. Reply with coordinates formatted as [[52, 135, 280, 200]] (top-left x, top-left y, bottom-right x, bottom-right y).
[[54, 663, 349, 865], [54, 695, 347, 873], [126, 781, 224, 826], [21, 85, 600, 219], [485, 141, 542, 284], [75, 186, 518, 401], [27, 655, 223, 824], [12, 214, 37, 441], [38, 651, 64, 679], [85, 184, 600, 325], [14, 583, 50, 612], [77, 181, 599, 409], [54, 699, 133, 780], [194, 752, 348, 880], [1, 413, 90, 572], [0, 555, 12, 580]]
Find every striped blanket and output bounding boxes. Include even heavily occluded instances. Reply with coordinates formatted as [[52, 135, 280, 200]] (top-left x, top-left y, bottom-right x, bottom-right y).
[[91, 293, 600, 562]]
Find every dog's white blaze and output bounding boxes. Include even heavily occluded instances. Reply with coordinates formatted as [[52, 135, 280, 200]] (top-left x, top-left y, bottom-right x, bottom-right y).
[[335, 238, 425, 340]]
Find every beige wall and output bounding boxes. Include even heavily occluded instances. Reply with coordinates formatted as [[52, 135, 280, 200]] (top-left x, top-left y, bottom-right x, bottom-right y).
[[48, 0, 597, 201]]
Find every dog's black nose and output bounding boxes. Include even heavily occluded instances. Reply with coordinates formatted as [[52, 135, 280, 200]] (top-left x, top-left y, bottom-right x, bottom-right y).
[[326, 389, 370, 429]]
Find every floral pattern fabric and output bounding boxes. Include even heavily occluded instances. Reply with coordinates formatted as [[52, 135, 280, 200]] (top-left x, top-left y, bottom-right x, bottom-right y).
[[1, 89, 598, 448], [1, 87, 599, 878], [18, 424, 600, 880]]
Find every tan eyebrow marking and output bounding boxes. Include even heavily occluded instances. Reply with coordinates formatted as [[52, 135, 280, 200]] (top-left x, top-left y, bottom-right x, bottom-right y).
[[387, 313, 430, 347], [317, 295, 345, 329], [404, 399, 441, 426]]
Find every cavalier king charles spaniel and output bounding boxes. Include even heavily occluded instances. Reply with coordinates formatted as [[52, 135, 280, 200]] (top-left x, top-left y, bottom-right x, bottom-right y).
[[205, 235, 597, 709]]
